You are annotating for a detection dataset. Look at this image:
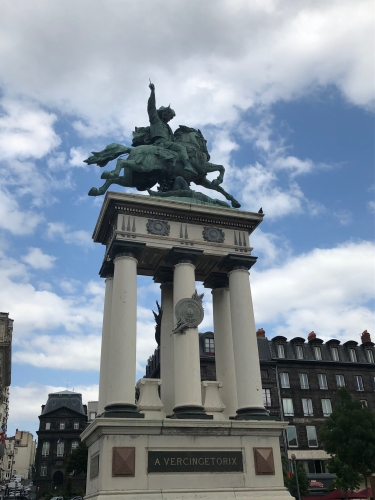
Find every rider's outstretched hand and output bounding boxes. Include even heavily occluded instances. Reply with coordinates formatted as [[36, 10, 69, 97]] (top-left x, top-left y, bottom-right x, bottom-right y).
[[149, 80, 155, 92]]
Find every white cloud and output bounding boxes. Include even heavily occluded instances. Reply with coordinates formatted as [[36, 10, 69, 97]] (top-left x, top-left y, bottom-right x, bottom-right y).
[[46, 222, 92, 247], [22, 247, 57, 269], [250, 229, 292, 267], [251, 240, 375, 341], [0, 254, 103, 336], [0, 98, 60, 160], [368, 200, 375, 213], [334, 209, 353, 226], [0, 0, 372, 141], [0, 188, 43, 235], [226, 162, 305, 217], [69, 147, 89, 168]]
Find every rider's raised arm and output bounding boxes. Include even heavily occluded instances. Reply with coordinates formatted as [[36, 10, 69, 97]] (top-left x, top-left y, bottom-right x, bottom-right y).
[[147, 82, 159, 125]]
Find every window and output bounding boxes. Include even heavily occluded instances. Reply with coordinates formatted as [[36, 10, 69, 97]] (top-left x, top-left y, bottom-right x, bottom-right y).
[[360, 400, 368, 407], [277, 344, 285, 358], [349, 348, 357, 362], [45, 423, 51, 430], [73, 423, 79, 430], [353, 375, 364, 391], [306, 426, 318, 447], [40, 465, 47, 477], [366, 349, 374, 363], [262, 389, 272, 407], [314, 346, 322, 360], [336, 374, 345, 387], [318, 373, 328, 390], [204, 337, 215, 355], [286, 426, 298, 447], [261, 369, 269, 379], [57, 441, 64, 457], [299, 373, 309, 389], [321, 398, 332, 416], [71, 441, 79, 451], [302, 398, 314, 416], [89, 412, 97, 420], [295, 345, 304, 359], [60, 422, 65, 430], [372, 376, 375, 390], [304, 460, 326, 474], [283, 398, 294, 416], [331, 347, 339, 361], [41, 441, 50, 457], [280, 372, 290, 388]]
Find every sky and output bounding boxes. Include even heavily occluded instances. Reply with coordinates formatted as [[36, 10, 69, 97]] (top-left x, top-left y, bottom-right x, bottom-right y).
[[0, 0, 374, 440]]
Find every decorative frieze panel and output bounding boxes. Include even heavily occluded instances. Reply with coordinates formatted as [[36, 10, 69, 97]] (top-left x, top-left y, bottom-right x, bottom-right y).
[[202, 227, 225, 243], [112, 447, 136, 477], [146, 219, 170, 236], [253, 447, 275, 475]]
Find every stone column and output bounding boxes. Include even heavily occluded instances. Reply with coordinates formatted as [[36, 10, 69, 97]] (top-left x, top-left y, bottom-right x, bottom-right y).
[[154, 267, 174, 415], [104, 243, 145, 418], [167, 248, 211, 419], [204, 273, 238, 418], [219, 254, 270, 420], [98, 274, 113, 415]]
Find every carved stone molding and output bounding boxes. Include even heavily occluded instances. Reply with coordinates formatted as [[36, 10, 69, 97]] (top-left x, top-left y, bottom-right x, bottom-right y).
[[146, 219, 170, 236], [202, 227, 225, 243]]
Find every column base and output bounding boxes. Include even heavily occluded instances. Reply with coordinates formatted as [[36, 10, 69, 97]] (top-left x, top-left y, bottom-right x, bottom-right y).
[[170, 405, 214, 420], [233, 407, 271, 421], [103, 403, 145, 419]]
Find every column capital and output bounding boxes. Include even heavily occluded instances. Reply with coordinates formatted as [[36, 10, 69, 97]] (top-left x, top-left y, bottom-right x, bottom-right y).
[[203, 272, 229, 290], [219, 254, 258, 273], [153, 266, 174, 284], [165, 247, 203, 266], [99, 260, 114, 278]]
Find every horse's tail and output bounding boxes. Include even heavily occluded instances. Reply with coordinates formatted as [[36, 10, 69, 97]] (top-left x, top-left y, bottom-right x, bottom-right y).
[[84, 143, 132, 167]]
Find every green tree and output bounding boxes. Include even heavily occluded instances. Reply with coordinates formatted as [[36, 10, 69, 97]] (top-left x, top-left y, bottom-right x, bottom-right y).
[[65, 442, 88, 476], [282, 456, 310, 499], [327, 456, 362, 500], [320, 388, 375, 500]]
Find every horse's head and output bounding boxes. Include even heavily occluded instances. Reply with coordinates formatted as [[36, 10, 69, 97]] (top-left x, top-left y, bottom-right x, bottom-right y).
[[174, 126, 210, 161]]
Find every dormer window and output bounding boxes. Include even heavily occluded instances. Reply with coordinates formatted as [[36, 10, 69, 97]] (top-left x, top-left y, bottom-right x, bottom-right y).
[[295, 345, 304, 359], [349, 348, 357, 362], [331, 347, 339, 361], [313, 346, 322, 360], [366, 349, 374, 363], [204, 337, 215, 356], [277, 344, 286, 358]]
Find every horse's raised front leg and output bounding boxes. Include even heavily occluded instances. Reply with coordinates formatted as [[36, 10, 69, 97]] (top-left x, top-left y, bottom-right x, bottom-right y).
[[101, 158, 127, 179], [89, 168, 133, 196], [198, 178, 241, 208], [204, 162, 225, 185]]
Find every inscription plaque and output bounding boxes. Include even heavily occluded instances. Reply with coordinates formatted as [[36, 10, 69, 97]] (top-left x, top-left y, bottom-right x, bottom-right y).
[[148, 450, 243, 473], [90, 454, 99, 479]]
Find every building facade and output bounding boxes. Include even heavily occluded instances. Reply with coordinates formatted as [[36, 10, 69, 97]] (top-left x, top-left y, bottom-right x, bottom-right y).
[[2, 430, 36, 482], [0, 313, 13, 432], [33, 390, 87, 498], [145, 328, 375, 496]]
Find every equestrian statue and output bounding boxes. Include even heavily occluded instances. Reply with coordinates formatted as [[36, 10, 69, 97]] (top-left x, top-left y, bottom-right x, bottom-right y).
[[85, 81, 241, 208]]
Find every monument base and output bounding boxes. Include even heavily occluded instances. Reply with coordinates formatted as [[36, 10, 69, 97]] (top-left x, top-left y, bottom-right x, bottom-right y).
[[81, 418, 292, 500]]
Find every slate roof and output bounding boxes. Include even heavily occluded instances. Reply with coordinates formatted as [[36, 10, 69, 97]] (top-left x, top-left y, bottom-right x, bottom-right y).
[[41, 390, 86, 416]]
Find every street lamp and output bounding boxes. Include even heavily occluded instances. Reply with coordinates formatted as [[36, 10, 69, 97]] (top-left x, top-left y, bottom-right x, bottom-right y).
[[291, 454, 301, 500]]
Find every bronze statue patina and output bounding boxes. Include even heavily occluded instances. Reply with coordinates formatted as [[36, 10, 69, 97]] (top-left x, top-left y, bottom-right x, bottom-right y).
[[85, 82, 241, 208]]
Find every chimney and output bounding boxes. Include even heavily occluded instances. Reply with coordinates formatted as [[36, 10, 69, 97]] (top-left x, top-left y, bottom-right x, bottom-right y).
[[361, 330, 371, 344], [256, 328, 266, 338], [307, 331, 316, 341]]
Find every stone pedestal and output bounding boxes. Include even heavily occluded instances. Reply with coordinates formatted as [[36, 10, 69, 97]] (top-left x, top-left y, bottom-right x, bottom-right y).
[[82, 419, 292, 500], [85, 193, 291, 500]]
